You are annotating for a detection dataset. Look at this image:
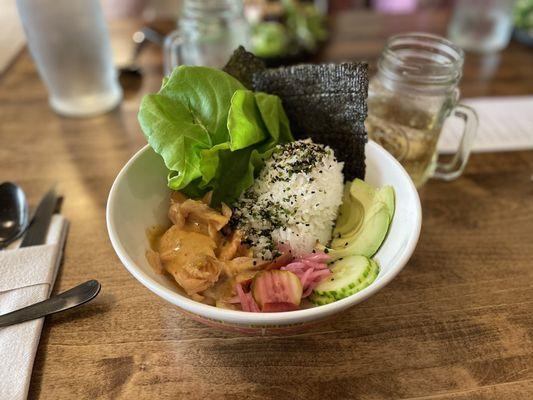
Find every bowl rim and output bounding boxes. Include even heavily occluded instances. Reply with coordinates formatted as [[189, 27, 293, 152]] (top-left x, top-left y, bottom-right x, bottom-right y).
[[106, 141, 422, 325]]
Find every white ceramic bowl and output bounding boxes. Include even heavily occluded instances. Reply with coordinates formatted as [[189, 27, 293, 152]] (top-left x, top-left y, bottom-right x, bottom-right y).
[[107, 141, 421, 334]]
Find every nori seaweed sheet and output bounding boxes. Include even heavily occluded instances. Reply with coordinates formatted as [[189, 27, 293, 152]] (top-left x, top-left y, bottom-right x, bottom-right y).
[[223, 46, 266, 90], [252, 63, 369, 180]]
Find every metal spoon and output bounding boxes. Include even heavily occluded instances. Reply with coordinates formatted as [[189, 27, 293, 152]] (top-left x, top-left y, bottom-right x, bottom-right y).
[[0, 280, 101, 328], [0, 182, 29, 249]]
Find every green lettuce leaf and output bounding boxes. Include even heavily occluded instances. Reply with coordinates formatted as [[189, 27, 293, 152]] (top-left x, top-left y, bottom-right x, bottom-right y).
[[198, 90, 293, 205], [255, 92, 293, 147], [138, 66, 293, 206], [228, 90, 268, 151]]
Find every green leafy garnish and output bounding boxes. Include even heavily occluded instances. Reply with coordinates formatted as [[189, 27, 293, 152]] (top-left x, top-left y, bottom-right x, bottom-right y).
[[252, 22, 290, 58], [514, 0, 533, 30], [138, 66, 293, 205], [250, 0, 328, 58]]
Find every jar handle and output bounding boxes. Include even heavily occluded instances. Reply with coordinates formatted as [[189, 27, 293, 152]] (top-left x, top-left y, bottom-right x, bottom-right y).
[[434, 103, 478, 181], [163, 30, 183, 76]]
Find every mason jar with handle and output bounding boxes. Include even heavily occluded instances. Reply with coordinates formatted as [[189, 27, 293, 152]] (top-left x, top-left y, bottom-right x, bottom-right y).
[[164, 0, 250, 75], [366, 33, 478, 188]]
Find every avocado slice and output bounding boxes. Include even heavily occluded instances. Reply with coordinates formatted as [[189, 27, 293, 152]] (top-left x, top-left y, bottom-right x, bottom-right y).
[[329, 179, 395, 259], [331, 200, 387, 247], [334, 184, 364, 237], [350, 179, 395, 215], [349, 179, 376, 210], [334, 179, 385, 239], [349, 179, 393, 221], [330, 206, 390, 258], [376, 186, 395, 222]]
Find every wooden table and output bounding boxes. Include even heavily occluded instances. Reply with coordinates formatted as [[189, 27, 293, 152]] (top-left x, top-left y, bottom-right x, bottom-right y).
[[1, 10, 532, 400]]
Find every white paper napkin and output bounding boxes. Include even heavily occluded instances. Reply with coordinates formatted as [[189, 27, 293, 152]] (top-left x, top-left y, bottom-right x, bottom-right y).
[[439, 96, 533, 153], [0, 215, 68, 400]]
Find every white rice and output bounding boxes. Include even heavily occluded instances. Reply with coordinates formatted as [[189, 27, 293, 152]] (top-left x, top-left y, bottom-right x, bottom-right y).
[[232, 139, 344, 260]]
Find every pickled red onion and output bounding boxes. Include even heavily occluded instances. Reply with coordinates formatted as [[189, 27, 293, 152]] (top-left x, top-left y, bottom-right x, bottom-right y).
[[281, 251, 331, 298], [235, 283, 260, 312]]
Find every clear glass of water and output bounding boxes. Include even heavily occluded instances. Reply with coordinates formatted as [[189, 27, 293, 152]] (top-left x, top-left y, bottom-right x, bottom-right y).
[[164, 0, 250, 74], [16, 0, 122, 117], [448, 0, 517, 53]]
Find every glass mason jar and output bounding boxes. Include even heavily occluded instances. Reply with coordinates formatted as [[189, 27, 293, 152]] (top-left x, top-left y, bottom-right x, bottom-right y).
[[164, 0, 250, 74], [366, 33, 478, 187]]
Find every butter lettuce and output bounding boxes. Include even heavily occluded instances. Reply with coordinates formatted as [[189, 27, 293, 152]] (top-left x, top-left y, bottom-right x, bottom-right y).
[[138, 66, 293, 205]]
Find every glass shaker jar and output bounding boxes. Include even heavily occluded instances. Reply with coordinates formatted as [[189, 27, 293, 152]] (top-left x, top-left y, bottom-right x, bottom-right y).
[[164, 0, 250, 74], [366, 33, 478, 187]]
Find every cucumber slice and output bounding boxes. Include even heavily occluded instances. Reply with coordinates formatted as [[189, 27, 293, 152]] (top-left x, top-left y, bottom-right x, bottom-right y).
[[335, 258, 379, 299], [313, 255, 372, 299], [310, 259, 380, 305], [309, 293, 336, 306]]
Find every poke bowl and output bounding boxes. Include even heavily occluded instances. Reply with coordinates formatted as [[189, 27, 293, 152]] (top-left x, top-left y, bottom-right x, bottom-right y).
[[106, 48, 421, 335], [106, 140, 420, 335]]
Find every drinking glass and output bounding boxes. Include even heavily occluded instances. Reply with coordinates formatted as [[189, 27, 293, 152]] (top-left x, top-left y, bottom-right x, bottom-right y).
[[164, 0, 250, 75], [448, 0, 517, 53], [366, 33, 478, 188], [16, 0, 122, 117]]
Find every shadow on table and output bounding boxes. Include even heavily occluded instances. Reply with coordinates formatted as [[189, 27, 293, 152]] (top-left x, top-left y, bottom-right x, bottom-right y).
[[54, 105, 144, 212], [193, 309, 377, 399]]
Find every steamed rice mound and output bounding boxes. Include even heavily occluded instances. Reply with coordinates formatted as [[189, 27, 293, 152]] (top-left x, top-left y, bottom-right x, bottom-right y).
[[232, 139, 344, 260]]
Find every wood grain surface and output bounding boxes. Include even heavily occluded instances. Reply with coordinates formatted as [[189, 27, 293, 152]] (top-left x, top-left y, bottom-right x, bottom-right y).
[[0, 10, 532, 400]]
